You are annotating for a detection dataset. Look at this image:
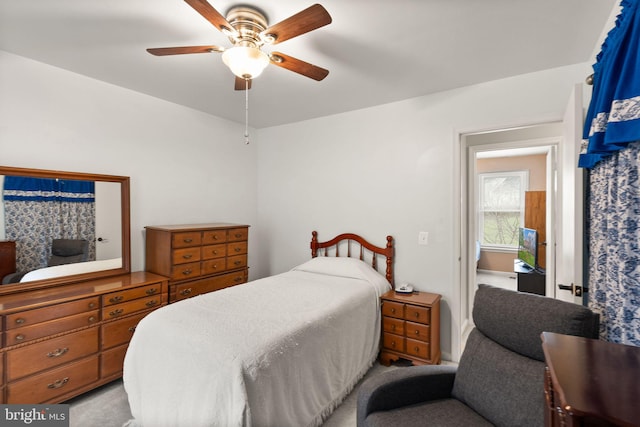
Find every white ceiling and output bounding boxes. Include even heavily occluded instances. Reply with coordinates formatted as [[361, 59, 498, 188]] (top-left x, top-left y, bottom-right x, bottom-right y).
[[0, 0, 617, 128]]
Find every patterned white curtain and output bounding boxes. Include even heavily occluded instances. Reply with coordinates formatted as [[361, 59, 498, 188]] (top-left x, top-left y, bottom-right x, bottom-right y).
[[587, 142, 640, 345], [3, 177, 96, 274], [580, 0, 640, 345]]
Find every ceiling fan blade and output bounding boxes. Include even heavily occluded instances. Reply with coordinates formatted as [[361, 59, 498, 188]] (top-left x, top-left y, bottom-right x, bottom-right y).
[[147, 46, 223, 56], [235, 77, 252, 91], [262, 4, 331, 45], [184, 0, 235, 35], [270, 52, 329, 81]]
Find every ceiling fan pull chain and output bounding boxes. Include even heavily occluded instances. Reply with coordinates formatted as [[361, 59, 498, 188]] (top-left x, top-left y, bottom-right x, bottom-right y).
[[244, 78, 250, 144]]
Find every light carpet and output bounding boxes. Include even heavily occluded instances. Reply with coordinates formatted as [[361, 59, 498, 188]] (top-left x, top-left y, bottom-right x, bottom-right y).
[[67, 362, 398, 427]]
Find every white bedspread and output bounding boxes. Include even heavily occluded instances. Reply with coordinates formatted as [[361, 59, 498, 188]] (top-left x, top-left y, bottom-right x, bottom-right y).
[[123, 257, 390, 427]]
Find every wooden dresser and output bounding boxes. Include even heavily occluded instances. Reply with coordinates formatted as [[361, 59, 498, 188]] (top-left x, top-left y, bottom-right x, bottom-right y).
[[379, 290, 441, 365], [0, 271, 168, 404], [145, 223, 249, 302], [542, 331, 640, 427]]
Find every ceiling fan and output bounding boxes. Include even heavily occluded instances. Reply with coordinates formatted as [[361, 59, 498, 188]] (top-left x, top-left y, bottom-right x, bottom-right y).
[[147, 0, 332, 90]]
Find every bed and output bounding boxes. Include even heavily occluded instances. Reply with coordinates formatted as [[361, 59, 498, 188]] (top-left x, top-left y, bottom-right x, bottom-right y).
[[123, 231, 394, 427]]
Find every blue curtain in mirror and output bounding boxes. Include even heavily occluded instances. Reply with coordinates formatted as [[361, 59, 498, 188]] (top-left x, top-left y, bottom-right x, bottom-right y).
[[581, 0, 640, 345], [2, 176, 96, 275]]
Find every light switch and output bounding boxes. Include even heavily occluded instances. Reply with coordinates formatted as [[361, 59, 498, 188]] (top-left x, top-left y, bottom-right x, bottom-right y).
[[418, 231, 429, 245]]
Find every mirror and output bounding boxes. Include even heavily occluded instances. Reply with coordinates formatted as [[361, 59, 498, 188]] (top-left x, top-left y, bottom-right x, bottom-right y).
[[0, 166, 130, 295]]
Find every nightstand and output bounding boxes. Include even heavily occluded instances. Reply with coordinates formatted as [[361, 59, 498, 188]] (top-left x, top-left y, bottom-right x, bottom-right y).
[[379, 290, 441, 366]]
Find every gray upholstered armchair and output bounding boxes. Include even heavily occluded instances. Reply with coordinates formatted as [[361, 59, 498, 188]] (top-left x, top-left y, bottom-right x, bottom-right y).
[[48, 238, 89, 266], [357, 284, 600, 426]]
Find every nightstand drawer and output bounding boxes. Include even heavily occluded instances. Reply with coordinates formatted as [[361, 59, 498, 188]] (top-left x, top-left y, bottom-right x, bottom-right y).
[[405, 305, 430, 324], [383, 317, 405, 335], [382, 300, 404, 318], [382, 333, 405, 352], [406, 321, 430, 342], [406, 338, 430, 359]]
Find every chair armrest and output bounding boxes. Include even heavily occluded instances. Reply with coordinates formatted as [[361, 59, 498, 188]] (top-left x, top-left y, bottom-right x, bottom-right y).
[[2, 272, 26, 284], [357, 365, 457, 426]]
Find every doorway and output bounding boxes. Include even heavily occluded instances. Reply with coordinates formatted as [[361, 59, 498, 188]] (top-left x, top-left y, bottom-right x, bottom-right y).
[[460, 122, 562, 341]]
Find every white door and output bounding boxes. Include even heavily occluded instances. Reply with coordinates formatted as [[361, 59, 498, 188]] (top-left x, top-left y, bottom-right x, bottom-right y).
[[556, 83, 585, 304]]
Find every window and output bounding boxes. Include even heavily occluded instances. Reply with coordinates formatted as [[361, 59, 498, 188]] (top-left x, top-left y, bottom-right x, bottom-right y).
[[478, 171, 528, 249]]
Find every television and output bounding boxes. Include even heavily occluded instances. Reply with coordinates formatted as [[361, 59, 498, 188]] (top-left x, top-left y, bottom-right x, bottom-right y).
[[518, 227, 537, 270]]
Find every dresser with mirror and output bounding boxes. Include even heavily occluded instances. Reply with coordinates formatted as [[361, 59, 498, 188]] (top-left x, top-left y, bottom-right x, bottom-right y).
[[0, 166, 168, 404]]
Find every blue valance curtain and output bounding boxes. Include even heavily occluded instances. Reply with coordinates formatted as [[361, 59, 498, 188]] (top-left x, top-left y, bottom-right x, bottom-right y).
[[2, 176, 96, 274], [580, 0, 640, 346], [579, 0, 640, 168]]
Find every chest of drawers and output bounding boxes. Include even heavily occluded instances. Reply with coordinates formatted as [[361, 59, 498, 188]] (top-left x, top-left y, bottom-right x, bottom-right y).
[[0, 272, 168, 404], [145, 223, 249, 302], [379, 290, 441, 366]]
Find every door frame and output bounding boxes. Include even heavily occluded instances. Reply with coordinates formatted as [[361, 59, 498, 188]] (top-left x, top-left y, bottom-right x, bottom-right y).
[[457, 124, 561, 348]]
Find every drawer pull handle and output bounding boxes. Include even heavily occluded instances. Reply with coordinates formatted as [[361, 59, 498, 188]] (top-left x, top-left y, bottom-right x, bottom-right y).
[[88, 316, 96, 323], [235, 233, 243, 238], [15, 334, 25, 341], [146, 288, 158, 295], [48, 377, 69, 389], [212, 250, 218, 255], [235, 248, 241, 252], [183, 238, 193, 243], [213, 235, 218, 240], [180, 288, 192, 296], [146, 300, 158, 307], [89, 302, 96, 308], [15, 318, 25, 325], [391, 325, 396, 331], [414, 346, 420, 352], [109, 308, 124, 317], [109, 296, 123, 303], [183, 254, 193, 259], [414, 330, 420, 335], [414, 313, 420, 319], [182, 269, 192, 276], [234, 261, 242, 266], [47, 348, 69, 358], [234, 277, 243, 282], [128, 326, 136, 333], [390, 308, 396, 314], [391, 341, 396, 348]]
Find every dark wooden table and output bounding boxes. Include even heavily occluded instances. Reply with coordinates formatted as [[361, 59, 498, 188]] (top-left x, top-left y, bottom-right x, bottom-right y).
[[541, 331, 640, 427]]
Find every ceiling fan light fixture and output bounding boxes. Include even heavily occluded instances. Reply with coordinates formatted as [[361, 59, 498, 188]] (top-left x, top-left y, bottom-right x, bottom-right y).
[[222, 46, 269, 79]]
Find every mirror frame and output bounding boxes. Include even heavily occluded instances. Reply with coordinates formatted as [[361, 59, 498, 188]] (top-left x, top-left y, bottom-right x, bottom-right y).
[[0, 165, 131, 295]]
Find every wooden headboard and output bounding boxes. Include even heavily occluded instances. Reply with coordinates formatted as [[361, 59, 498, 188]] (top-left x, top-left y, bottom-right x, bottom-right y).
[[310, 231, 394, 285]]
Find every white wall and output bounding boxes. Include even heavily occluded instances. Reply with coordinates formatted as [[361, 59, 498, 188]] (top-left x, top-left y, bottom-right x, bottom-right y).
[[0, 51, 260, 277], [1, 48, 595, 361], [256, 61, 594, 360]]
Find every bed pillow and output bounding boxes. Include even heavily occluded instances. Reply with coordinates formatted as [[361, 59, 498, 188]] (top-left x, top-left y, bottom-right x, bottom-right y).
[[292, 257, 391, 296]]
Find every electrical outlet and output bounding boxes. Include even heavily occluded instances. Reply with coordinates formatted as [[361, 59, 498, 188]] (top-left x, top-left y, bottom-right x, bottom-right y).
[[418, 231, 429, 245]]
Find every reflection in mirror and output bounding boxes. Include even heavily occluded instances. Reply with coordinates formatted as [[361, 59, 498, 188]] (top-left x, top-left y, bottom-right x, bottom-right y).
[[0, 166, 130, 294]]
